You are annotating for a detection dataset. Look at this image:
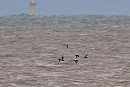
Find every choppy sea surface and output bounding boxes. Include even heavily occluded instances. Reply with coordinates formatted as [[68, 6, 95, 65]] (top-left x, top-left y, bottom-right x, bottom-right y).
[[0, 14, 130, 87]]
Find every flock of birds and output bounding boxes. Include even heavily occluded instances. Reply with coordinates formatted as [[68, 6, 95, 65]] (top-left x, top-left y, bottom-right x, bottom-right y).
[[58, 44, 88, 64]]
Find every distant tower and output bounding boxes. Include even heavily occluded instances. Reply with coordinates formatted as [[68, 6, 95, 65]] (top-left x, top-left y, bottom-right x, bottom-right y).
[[30, 0, 37, 15]]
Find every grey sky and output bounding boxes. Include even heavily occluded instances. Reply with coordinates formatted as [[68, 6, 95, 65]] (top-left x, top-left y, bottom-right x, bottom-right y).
[[0, 0, 130, 16]]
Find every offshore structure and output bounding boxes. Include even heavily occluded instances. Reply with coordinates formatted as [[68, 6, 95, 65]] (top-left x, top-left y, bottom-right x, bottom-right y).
[[30, 0, 37, 15]]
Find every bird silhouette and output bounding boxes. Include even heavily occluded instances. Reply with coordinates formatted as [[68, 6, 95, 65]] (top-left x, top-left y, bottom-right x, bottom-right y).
[[58, 59, 61, 61], [84, 54, 88, 58], [65, 44, 69, 48], [74, 60, 78, 64], [61, 57, 64, 61], [58, 57, 64, 62], [75, 55, 79, 58]]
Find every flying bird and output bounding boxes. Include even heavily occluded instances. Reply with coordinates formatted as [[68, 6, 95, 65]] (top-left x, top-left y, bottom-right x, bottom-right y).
[[74, 60, 78, 64], [84, 54, 88, 58], [58, 57, 64, 62], [75, 55, 79, 58], [65, 44, 69, 48]]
